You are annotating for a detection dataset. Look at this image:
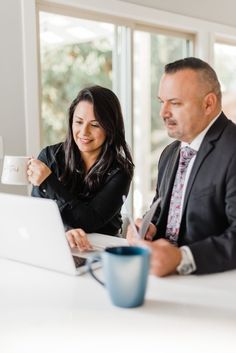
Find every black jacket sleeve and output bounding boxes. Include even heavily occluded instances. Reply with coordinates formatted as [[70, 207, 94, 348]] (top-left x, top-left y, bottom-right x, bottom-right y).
[[61, 169, 131, 231], [31, 145, 131, 233]]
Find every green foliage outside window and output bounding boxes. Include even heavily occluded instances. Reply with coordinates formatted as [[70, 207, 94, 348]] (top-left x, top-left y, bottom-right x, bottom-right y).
[[150, 35, 190, 188], [40, 39, 112, 147]]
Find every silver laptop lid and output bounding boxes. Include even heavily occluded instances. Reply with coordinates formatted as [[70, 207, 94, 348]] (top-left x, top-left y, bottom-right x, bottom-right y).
[[0, 193, 78, 275]]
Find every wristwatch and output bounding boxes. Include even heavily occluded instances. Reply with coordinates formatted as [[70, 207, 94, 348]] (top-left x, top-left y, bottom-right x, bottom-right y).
[[176, 246, 196, 275]]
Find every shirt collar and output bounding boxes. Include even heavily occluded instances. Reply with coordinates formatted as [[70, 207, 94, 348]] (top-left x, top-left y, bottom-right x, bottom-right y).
[[181, 112, 222, 152]]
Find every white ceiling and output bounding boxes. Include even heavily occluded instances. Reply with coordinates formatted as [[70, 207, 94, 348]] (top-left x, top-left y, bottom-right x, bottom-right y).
[[121, 0, 236, 28]]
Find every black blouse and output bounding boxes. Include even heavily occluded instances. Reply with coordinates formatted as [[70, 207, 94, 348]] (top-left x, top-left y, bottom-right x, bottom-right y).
[[31, 143, 132, 236]]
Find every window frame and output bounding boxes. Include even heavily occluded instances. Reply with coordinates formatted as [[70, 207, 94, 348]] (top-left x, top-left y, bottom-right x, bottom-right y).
[[21, 0, 236, 213]]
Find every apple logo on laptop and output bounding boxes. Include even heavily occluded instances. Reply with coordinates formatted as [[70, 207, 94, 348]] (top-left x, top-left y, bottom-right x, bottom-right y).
[[18, 227, 31, 240]]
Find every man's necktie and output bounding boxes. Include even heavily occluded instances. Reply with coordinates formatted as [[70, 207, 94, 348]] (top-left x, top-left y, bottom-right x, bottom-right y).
[[165, 146, 197, 245]]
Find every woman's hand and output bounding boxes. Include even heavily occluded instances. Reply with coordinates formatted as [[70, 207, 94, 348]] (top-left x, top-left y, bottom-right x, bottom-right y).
[[27, 158, 52, 186], [66, 228, 93, 251]]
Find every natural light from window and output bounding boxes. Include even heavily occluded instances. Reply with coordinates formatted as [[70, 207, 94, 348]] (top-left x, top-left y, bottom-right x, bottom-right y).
[[214, 42, 236, 123], [39, 11, 114, 147], [133, 30, 193, 217]]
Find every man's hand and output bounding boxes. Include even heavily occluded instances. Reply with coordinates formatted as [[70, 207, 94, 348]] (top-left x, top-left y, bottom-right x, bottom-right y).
[[126, 218, 157, 245], [139, 238, 182, 277]]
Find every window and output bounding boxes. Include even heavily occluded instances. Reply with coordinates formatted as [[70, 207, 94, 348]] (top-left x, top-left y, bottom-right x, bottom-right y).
[[39, 11, 117, 147], [133, 29, 193, 217], [214, 41, 236, 123], [38, 7, 194, 216]]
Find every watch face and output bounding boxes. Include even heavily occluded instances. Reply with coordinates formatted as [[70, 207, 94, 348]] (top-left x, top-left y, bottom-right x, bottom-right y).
[[180, 264, 191, 275], [178, 262, 194, 275], [177, 247, 195, 275]]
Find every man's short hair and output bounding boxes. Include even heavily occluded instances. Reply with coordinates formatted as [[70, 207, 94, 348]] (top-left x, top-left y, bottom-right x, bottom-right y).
[[165, 57, 222, 100]]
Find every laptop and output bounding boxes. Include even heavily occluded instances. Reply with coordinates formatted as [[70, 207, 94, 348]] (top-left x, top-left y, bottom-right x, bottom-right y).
[[0, 193, 127, 276]]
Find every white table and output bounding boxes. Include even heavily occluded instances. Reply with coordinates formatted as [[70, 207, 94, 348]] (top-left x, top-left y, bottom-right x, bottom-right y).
[[0, 258, 236, 353]]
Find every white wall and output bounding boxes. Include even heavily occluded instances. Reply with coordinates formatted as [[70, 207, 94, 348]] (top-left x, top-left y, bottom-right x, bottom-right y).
[[122, 0, 236, 28], [0, 0, 28, 194]]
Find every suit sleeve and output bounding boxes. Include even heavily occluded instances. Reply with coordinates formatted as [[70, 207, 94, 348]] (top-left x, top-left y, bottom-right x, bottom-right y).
[[189, 154, 236, 274]]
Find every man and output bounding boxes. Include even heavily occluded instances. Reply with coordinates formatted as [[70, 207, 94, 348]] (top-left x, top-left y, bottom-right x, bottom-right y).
[[127, 57, 236, 276]]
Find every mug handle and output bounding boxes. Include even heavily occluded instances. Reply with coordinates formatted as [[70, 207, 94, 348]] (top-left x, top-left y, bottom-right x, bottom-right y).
[[86, 253, 105, 286]]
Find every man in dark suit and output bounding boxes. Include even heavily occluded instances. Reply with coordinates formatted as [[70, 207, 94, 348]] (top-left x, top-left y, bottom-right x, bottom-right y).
[[127, 57, 236, 276]]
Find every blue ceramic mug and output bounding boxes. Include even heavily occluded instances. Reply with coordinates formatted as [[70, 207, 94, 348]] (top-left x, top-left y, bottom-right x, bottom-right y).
[[87, 246, 150, 308]]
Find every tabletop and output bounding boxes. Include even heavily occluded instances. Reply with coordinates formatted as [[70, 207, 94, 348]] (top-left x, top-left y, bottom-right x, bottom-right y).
[[0, 258, 236, 353]]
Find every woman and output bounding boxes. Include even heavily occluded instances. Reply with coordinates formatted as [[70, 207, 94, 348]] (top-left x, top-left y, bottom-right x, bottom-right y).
[[29, 85, 134, 250]]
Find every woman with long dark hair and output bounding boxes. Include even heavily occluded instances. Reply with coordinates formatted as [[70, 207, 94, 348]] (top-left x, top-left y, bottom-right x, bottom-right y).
[[29, 85, 134, 249]]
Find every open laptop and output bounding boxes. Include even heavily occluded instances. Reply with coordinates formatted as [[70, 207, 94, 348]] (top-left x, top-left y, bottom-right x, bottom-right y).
[[0, 193, 127, 276]]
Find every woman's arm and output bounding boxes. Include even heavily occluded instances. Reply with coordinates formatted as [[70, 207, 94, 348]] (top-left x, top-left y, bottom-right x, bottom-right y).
[[49, 168, 131, 232], [31, 146, 132, 232], [31, 144, 73, 203]]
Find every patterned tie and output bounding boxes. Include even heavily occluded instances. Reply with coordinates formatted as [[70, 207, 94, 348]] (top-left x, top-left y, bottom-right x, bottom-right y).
[[166, 146, 197, 245]]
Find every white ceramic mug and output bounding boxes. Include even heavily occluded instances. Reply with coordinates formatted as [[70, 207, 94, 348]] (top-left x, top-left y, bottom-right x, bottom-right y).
[[1, 156, 30, 185]]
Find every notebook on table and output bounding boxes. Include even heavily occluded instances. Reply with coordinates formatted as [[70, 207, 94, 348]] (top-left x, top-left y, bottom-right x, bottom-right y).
[[0, 193, 127, 276]]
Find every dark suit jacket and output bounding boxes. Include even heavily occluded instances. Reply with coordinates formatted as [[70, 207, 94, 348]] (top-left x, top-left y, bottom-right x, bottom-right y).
[[152, 112, 236, 274]]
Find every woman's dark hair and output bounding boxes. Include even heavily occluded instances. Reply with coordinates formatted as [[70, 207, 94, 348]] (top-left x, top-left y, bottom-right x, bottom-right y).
[[61, 85, 134, 194]]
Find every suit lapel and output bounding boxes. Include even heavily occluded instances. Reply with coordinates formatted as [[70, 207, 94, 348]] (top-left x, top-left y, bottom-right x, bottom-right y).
[[182, 113, 229, 214], [159, 143, 180, 219], [182, 141, 213, 213]]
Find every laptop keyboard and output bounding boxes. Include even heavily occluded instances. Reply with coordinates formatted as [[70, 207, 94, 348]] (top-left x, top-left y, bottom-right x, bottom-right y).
[[71, 234, 128, 269], [72, 256, 87, 268]]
